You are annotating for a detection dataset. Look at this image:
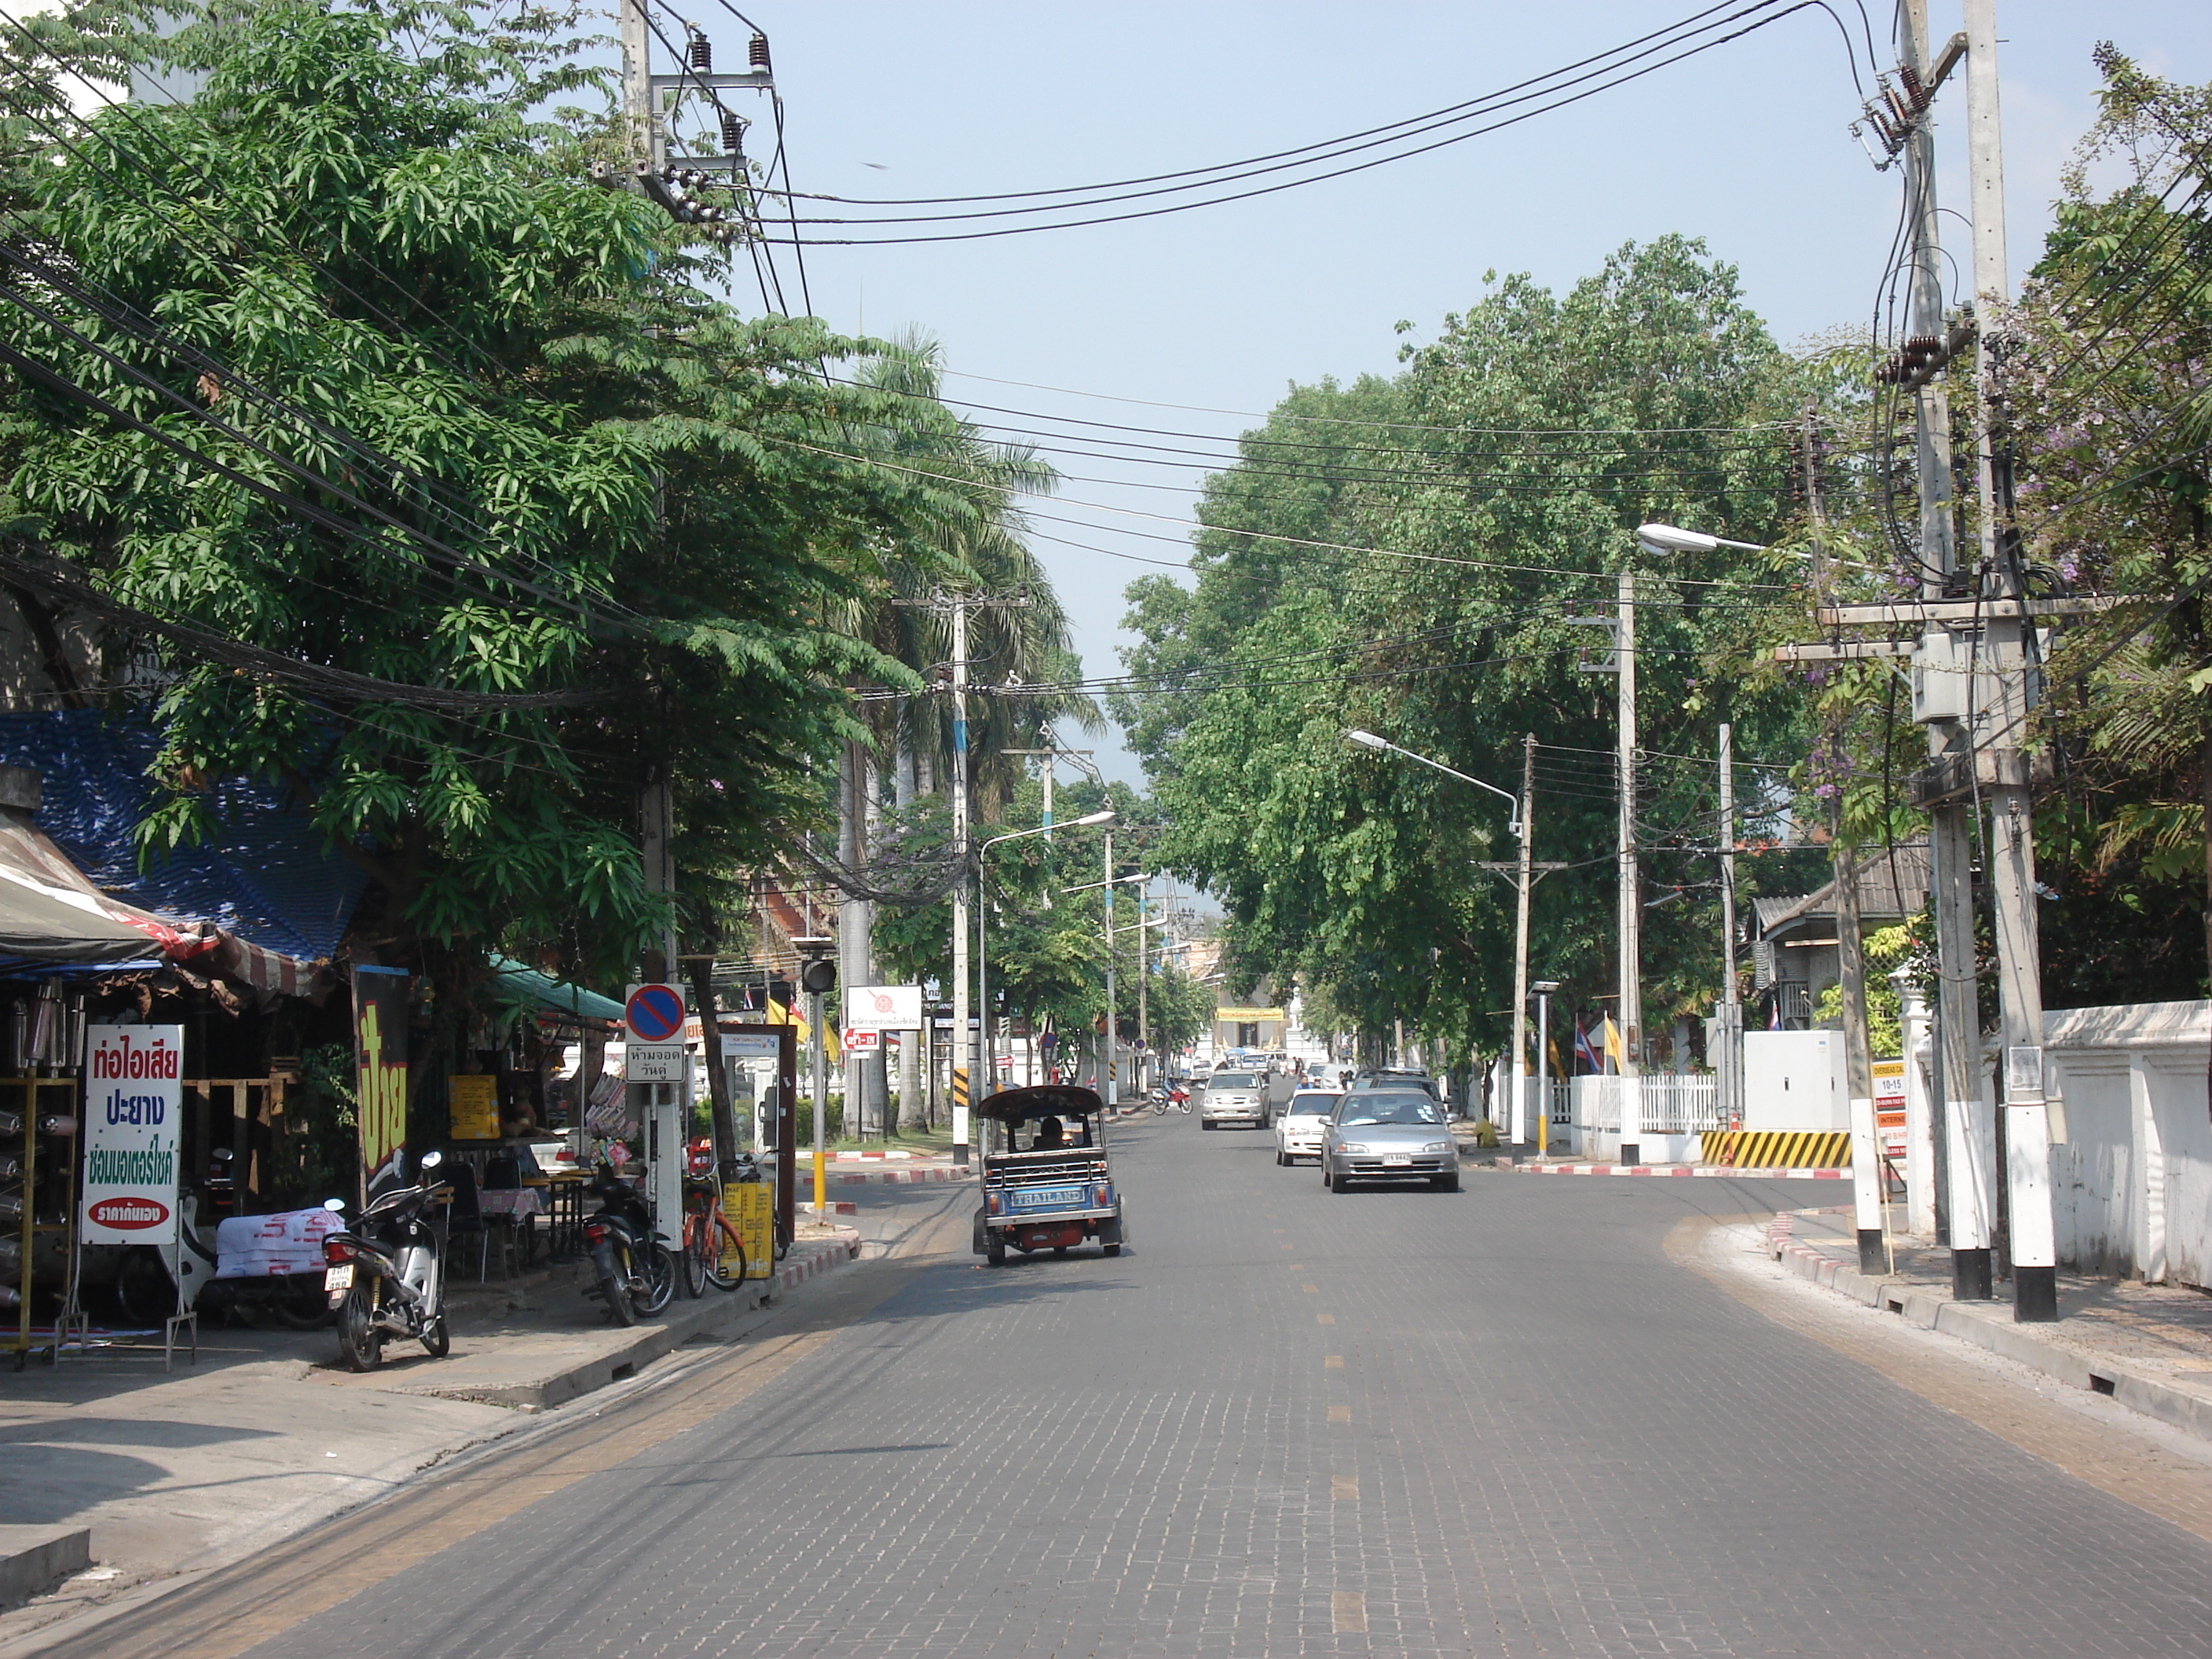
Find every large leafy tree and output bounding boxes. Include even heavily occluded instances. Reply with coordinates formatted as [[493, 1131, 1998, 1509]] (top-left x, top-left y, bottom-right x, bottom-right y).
[[2009, 48, 2212, 1003], [0, 0, 972, 991], [1120, 237, 1823, 1065]]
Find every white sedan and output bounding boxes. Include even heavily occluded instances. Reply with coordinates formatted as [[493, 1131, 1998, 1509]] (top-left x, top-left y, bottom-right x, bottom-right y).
[[1273, 1089, 1342, 1165]]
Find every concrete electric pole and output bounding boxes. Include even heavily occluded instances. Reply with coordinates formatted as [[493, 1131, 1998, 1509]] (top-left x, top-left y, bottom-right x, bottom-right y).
[[1617, 569, 1642, 1166], [1963, 0, 2057, 1323], [950, 596, 972, 1165], [1510, 733, 1536, 1145], [1716, 723, 1742, 1130]]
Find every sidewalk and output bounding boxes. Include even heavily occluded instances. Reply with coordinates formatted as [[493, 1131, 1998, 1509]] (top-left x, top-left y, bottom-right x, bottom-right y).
[[0, 1226, 859, 1620], [1762, 1205, 2212, 1443]]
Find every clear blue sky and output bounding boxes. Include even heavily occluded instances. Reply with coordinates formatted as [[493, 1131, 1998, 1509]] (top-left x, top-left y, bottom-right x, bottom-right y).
[[698, 2, 2211, 784]]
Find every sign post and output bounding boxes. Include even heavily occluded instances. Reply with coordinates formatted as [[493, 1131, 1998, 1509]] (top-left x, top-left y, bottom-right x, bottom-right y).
[[626, 984, 689, 1242]]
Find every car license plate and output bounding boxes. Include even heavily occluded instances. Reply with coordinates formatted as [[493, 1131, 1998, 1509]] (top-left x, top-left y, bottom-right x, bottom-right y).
[[1383, 1155, 1410, 1166], [323, 1263, 353, 1291], [1010, 1186, 1084, 1212]]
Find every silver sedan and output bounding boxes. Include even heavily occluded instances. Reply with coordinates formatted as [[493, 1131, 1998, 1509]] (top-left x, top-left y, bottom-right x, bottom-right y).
[[1322, 1089, 1459, 1192]]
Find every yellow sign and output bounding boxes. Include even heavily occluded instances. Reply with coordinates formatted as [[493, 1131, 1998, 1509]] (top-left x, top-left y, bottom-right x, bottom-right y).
[[1215, 1007, 1286, 1022], [951, 1067, 969, 1107], [723, 1181, 773, 1280], [449, 1075, 499, 1141]]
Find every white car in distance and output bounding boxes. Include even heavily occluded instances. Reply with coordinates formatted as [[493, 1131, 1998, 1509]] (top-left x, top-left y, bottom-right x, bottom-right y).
[[1273, 1088, 1341, 1165]]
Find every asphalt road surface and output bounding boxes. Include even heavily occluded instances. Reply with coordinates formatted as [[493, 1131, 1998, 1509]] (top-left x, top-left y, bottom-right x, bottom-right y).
[[54, 1112, 2212, 1658]]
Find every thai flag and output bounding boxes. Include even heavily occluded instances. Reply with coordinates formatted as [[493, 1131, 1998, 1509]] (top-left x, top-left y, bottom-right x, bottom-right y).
[[1573, 1019, 1602, 1075]]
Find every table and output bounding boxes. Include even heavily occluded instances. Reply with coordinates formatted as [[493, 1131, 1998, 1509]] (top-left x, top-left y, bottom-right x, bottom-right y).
[[528, 1174, 589, 1262]]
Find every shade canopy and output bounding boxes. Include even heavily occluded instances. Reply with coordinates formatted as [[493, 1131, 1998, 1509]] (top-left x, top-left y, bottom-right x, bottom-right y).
[[976, 1083, 1106, 1125]]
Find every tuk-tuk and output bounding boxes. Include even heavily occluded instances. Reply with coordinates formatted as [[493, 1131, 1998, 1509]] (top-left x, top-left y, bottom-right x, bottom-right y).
[[972, 1084, 1124, 1267]]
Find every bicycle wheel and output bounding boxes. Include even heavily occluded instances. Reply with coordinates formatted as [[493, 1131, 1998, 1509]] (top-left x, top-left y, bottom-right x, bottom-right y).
[[705, 1218, 746, 1291], [679, 1196, 711, 1299]]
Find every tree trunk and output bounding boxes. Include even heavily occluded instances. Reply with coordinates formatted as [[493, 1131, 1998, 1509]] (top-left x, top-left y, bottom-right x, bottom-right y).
[[688, 945, 738, 1173]]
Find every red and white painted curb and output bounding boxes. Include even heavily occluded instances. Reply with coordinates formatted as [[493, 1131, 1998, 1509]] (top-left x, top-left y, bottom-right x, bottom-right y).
[[1500, 1162, 1848, 1179], [815, 1163, 970, 1187], [830, 1148, 918, 1161], [770, 1229, 860, 1295]]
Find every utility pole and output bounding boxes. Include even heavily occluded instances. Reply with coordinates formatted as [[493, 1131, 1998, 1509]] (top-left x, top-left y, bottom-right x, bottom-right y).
[[619, 0, 654, 167], [1810, 406, 1884, 1274], [1716, 723, 1742, 1130], [1902, 0, 1988, 1298], [1510, 733, 1536, 1144], [1617, 569, 1643, 1166], [1965, 0, 2056, 1322], [950, 596, 972, 1166], [1136, 881, 1148, 1096], [1102, 828, 1118, 1111]]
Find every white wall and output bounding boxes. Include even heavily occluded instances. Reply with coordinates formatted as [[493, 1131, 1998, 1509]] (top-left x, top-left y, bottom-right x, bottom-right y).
[[1742, 1031, 1848, 1133], [2042, 1001, 2212, 1289]]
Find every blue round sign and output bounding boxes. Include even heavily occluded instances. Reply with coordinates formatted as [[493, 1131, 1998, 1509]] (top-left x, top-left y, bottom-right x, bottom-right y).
[[626, 984, 685, 1042]]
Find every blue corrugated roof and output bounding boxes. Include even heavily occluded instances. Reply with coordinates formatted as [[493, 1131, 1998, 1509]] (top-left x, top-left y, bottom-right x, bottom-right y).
[[0, 711, 365, 963]]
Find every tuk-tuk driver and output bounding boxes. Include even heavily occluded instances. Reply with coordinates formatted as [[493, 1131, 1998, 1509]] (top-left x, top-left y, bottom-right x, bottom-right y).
[[1032, 1116, 1066, 1151]]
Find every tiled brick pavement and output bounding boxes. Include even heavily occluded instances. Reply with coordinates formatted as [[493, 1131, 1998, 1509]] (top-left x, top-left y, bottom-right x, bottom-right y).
[[222, 1122, 2212, 1657]]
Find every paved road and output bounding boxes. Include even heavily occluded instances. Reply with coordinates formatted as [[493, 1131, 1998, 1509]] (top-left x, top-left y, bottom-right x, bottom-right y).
[[53, 1111, 2212, 1658]]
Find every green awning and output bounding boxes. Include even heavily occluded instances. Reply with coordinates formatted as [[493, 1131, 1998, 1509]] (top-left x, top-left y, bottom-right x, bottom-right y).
[[489, 954, 624, 1024]]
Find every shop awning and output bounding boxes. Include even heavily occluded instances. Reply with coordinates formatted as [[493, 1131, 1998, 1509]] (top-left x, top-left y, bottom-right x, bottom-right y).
[[489, 954, 624, 1024], [0, 711, 366, 996]]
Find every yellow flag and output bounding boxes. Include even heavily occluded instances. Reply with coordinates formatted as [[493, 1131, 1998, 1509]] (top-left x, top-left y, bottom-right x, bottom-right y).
[[1602, 1014, 1624, 1073]]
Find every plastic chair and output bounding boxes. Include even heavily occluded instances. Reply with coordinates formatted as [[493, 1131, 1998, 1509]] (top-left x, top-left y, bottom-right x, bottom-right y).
[[446, 1159, 495, 1281]]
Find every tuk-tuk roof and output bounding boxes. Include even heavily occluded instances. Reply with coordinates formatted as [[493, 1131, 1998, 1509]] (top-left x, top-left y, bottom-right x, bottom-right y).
[[976, 1083, 1105, 1125]]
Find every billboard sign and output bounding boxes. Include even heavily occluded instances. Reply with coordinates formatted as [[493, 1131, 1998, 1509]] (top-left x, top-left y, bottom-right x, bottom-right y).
[[81, 1024, 184, 1245], [354, 967, 411, 1199], [844, 984, 922, 1031]]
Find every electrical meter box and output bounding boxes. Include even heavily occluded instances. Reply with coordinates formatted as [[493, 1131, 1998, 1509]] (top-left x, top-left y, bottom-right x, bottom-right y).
[[1910, 629, 1964, 723]]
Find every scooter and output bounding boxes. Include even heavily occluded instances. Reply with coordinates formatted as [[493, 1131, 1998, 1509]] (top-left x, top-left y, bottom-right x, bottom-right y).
[[580, 1162, 675, 1328], [320, 1151, 452, 1373]]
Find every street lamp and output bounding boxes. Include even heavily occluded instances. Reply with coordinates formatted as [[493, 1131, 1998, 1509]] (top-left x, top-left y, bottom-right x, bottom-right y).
[[1531, 981, 1561, 1158], [1344, 729, 1522, 839], [1346, 728, 1535, 1141], [979, 810, 1112, 1124]]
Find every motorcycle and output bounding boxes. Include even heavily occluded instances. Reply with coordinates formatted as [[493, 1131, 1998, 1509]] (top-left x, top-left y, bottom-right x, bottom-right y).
[[320, 1151, 452, 1373], [580, 1162, 675, 1328]]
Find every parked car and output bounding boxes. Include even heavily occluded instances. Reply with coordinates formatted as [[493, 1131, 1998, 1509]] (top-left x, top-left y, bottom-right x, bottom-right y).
[[1322, 1088, 1459, 1192], [1273, 1089, 1340, 1165], [1200, 1070, 1269, 1130]]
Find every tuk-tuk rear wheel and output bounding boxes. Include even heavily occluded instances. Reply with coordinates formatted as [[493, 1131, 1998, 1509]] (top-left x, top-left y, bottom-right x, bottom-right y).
[[986, 1232, 1007, 1268]]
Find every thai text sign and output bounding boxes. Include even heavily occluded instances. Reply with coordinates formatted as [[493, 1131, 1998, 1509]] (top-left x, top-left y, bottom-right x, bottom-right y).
[[355, 967, 411, 1199], [844, 985, 922, 1031], [81, 1024, 184, 1244]]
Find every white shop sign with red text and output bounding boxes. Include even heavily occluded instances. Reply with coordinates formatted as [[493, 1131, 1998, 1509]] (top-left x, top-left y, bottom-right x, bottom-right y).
[[81, 1024, 185, 1245]]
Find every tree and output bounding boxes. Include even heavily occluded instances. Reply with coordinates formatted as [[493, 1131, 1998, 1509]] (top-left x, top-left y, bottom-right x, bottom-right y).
[[0, 0, 972, 1003], [2008, 46, 2212, 1004], [1120, 238, 1819, 1069]]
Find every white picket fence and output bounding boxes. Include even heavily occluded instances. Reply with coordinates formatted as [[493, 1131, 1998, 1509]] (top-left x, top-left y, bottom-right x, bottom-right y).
[[1573, 1075, 1723, 1134]]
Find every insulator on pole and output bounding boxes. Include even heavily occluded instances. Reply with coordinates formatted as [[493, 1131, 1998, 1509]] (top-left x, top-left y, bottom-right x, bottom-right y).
[[748, 32, 771, 72], [722, 112, 747, 157], [688, 30, 711, 71]]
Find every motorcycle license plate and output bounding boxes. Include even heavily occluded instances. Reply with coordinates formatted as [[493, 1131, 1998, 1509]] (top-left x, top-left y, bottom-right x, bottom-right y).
[[1383, 1155, 1411, 1166], [323, 1264, 354, 1291]]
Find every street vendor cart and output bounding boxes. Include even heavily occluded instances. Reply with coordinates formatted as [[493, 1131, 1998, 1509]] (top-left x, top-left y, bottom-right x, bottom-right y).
[[972, 1084, 1124, 1267]]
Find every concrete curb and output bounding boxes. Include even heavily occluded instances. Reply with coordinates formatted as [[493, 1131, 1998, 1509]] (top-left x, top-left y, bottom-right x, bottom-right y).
[[0, 1529, 89, 1610], [815, 1165, 969, 1187], [400, 1231, 860, 1412], [1767, 1231, 2212, 1445], [1490, 1161, 1848, 1179]]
